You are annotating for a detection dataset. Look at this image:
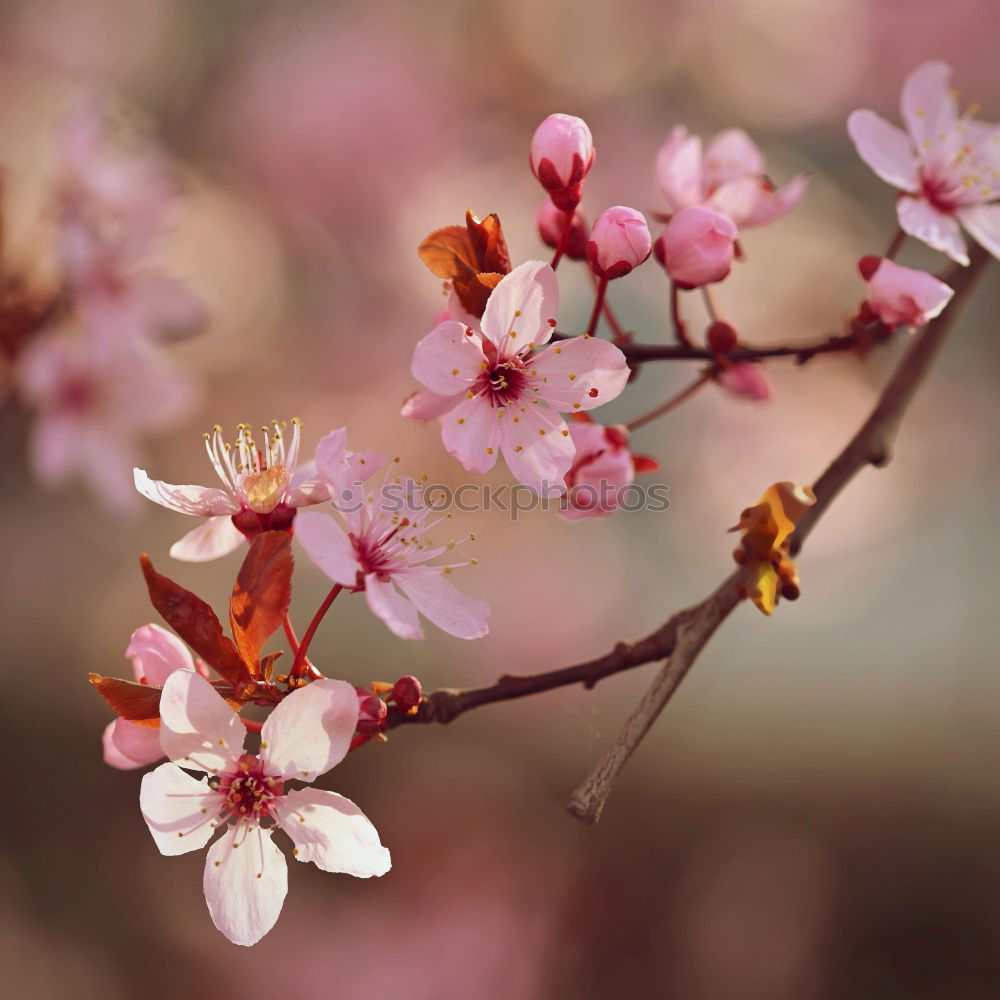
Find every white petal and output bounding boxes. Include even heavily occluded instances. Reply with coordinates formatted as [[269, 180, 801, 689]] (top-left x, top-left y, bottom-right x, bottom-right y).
[[140, 761, 223, 856], [293, 510, 361, 587], [846, 110, 919, 191], [168, 516, 245, 562], [125, 623, 194, 685], [897, 196, 969, 265], [259, 678, 359, 782], [957, 203, 1000, 259], [440, 394, 502, 475], [480, 261, 559, 356], [158, 672, 244, 773], [279, 788, 391, 877], [133, 468, 240, 516], [365, 573, 423, 640], [395, 568, 489, 639], [411, 320, 486, 394], [203, 824, 287, 946]]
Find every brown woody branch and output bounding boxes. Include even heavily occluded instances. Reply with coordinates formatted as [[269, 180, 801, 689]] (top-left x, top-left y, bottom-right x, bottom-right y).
[[386, 245, 990, 823]]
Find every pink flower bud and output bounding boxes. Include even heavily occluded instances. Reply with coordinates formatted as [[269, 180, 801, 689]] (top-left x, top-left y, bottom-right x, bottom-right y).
[[862, 257, 954, 328], [530, 114, 595, 211], [391, 675, 423, 713], [354, 685, 388, 736], [537, 202, 588, 260], [707, 320, 739, 355], [586, 206, 652, 280], [718, 361, 771, 401], [654, 205, 738, 288]]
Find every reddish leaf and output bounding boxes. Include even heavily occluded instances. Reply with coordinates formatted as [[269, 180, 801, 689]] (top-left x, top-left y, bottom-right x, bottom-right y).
[[418, 225, 477, 280], [89, 674, 162, 726], [140, 554, 250, 688], [465, 211, 510, 275], [229, 532, 293, 675], [259, 651, 283, 683]]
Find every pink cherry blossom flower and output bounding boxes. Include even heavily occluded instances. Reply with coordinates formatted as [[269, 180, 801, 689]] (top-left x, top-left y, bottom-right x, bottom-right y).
[[140, 671, 390, 946], [537, 201, 589, 261], [561, 420, 658, 521], [654, 205, 738, 288], [133, 422, 379, 562], [859, 256, 954, 328], [530, 113, 595, 211], [409, 261, 630, 495], [19, 331, 194, 513], [295, 433, 489, 641], [102, 624, 208, 770], [717, 361, 772, 402], [59, 99, 205, 345], [586, 206, 652, 279], [656, 126, 807, 230], [848, 61, 1000, 265]]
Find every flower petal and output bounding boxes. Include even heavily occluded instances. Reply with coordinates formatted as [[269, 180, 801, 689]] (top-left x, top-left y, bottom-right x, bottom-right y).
[[158, 671, 244, 773], [957, 203, 1000, 259], [102, 720, 152, 769], [703, 128, 765, 186], [411, 320, 485, 394], [203, 824, 287, 947], [531, 337, 629, 412], [110, 717, 165, 766], [722, 174, 810, 229], [395, 567, 489, 639], [401, 388, 464, 422], [480, 260, 559, 356], [440, 394, 502, 475], [293, 510, 361, 587], [133, 468, 240, 516], [285, 458, 333, 507], [897, 196, 969, 264], [846, 110, 919, 191], [901, 60, 957, 149], [125, 622, 194, 685], [278, 787, 391, 877], [169, 516, 245, 562], [656, 125, 703, 211], [140, 761, 222, 856], [259, 678, 359, 782], [499, 403, 574, 497], [364, 573, 422, 640]]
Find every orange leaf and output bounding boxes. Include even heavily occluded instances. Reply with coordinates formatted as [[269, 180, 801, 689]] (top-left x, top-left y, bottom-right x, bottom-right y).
[[465, 211, 510, 275], [418, 225, 477, 280], [89, 674, 162, 726], [229, 532, 293, 675], [140, 554, 250, 688]]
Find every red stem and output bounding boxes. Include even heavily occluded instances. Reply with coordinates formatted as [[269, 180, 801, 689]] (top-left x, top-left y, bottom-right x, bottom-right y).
[[549, 210, 573, 270], [584, 276, 609, 338], [242, 719, 263, 734], [700, 286, 720, 323], [884, 228, 907, 260], [289, 584, 343, 679], [626, 374, 711, 431], [587, 268, 630, 344], [671, 282, 692, 347]]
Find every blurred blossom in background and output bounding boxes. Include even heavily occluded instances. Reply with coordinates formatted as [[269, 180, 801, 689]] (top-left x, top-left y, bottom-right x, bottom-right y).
[[1, 0, 999, 996]]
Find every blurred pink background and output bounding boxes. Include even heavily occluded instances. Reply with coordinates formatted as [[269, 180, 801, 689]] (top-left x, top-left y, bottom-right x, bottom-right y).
[[1, 0, 999, 995]]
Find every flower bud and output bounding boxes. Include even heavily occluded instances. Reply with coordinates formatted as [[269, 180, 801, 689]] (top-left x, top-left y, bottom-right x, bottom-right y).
[[536, 202, 588, 260], [862, 257, 954, 328], [391, 675, 423, 713], [707, 320, 738, 355], [354, 685, 387, 736], [530, 114, 595, 211], [586, 206, 652, 280], [654, 205, 738, 288], [717, 361, 771, 401]]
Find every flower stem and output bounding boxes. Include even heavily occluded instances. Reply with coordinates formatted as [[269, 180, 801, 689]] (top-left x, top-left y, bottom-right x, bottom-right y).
[[626, 374, 711, 431], [670, 282, 692, 347], [884, 228, 907, 260], [586, 268, 630, 344], [242, 718, 263, 734], [289, 584, 343, 679], [700, 286, 720, 323], [549, 210, 573, 270], [584, 276, 609, 338]]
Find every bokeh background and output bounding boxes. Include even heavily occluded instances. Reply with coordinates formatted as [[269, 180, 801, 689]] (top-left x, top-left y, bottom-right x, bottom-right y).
[[1, 0, 999, 996]]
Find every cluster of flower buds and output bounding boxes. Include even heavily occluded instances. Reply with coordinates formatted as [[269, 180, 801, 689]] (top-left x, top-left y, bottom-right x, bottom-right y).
[[352, 675, 424, 749]]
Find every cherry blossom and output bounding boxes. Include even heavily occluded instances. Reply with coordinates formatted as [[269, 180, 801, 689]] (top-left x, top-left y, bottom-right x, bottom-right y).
[[140, 671, 390, 946], [537, 201, 588, 261], [847, 61, 1000, 265], [586, 206, 652, 279], [408, 261, 630, 495], [295, 431, 489, 641], [717, 361, 772, 402], [102, 624, 207, 770], [19, 331, 194, 513], [134, 422, 378, 561], [656, 125, 807, 230], [654, 205, 738, 288], [530, 114, 595, 211], [859, 256, 954, 329]]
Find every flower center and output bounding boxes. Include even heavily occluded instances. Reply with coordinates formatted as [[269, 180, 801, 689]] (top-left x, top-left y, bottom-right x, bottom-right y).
[[242, 463, 289, 514], [478, 360, 528, 404], [215, 754, 283, 824]]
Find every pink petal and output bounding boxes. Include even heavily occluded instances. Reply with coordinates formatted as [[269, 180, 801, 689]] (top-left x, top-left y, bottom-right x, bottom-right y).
[[498, 403, 574, 497], [896, 196, 969, 264], [411, 320, 485, 394], [480, 261, 559, 356], [103, 720, 149, 769], [703, 128, 765, 185], [158, 671, 244, 773], [868, 258, 954, 326], [656, 126, 704, 211], [401, 388, 464, 421], [259, 678, 359, 782], [364, 574, 423, 640], [285, 458, 333, 508], [440, 394, 502, 475], [128, 270, 207, 344], [347, 450, 386, 483], [133, 468, 240, 516], [957, 203, 1000, 259], [126, 622, 194, 685], [203, 825, 287, 947], [29, 413, 78, 484], [169, 516, 245, 562], [901, 61, 957, 149], [846, 110, 919, 192], [293, 510, 361, 587], [278, 788, 391, 877], [531, 337, 629, 412], [395, 568, 490, 639], [110, 718, 165, 765], [312, 428, 350, 488], [720, 174, 809, 229], [139, 761, 222, 856]]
